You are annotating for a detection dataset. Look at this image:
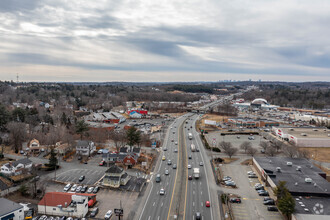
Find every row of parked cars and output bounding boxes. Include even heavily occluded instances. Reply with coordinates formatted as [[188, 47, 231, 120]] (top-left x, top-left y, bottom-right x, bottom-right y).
[[222, 176, 236, 187], [32, 215, 85, 220], [254, 183, 278, 211], [63, 183, 100, 194]]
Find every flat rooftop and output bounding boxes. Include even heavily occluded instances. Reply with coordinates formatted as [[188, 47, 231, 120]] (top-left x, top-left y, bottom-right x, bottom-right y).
[[294, 196, 330, 216], [255, 157, 330, 197], [281, 127, 330, 139]]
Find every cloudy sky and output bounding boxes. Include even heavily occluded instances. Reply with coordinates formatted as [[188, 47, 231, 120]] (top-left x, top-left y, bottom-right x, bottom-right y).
[[0, 0, 330, 82]]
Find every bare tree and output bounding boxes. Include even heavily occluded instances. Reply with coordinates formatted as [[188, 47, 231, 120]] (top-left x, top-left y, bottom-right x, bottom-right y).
[[225, 147, 238, 158], [7, 122, 27, 153], [297, 148, 310, 159], [110, 130, 126, 152], [219, 141, 232, 152], [247, 147, 258, 157], [272, 140, 283, 152], [283, 146, 298, 158], [259, 141, 269, 151], [240, 141, 252, 153], [266, 146, 277, 157]]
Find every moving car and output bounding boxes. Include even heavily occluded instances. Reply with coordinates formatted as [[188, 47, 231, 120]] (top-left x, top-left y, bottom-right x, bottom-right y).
[[104, 210, 113, 219], [230, 198, 241, 203], [188, 175, 193, 180], [162, 156, 166, 161], [165, 170, 169, 175], [99, 160, 105, 166], [173, 164, 177, 169], [159, 188, 165, 195], [98, 149, 103, 154], [155, 174, 161, 183], [78, 175, 85, 182], [205, 201, 210, 207], [175, 141, 178, 145], [90, 207, 99, 217], [199, 162, 204, 166], [195, 212, 201, 220], [167, 160, 172, 165], [187, 164, 192, 169], [174, 149, 178, 153], [163, 147, 167, 151], [188, 155, 192, 159], [196, 148, 199, 152]]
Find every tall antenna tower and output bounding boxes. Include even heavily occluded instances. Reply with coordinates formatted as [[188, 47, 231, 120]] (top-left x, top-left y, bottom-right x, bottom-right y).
[[16, 73, 19, 84]]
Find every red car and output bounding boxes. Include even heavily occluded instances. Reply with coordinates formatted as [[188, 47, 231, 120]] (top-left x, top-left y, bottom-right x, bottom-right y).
[[205, 201, 210, 207], [99, 160, 105, 166]]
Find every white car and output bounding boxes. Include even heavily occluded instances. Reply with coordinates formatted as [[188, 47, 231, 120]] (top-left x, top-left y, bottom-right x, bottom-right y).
[[98, 149, 103, 154], [104, 210, 113, 219], [70, 184, 78, 192], [187, 164, 192, 169], [165, 170, 169, 175], [160, 188, 165, 195], [175, 142, 178, 145], [63, 183, 71, 192]]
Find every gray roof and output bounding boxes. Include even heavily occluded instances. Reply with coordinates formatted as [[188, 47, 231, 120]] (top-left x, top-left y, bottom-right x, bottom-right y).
[[0, 198, 23, 217], [106, 165, 124, 174], [77, 140, 90, 147], [0, 178, 9, 191], [255, 157, 330, 196], [5, 158, 32, 168]]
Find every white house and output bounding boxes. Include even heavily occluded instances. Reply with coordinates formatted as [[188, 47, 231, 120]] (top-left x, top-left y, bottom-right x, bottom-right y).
[[76, 141, 96, 156], [0, 198, 24, 220], [0, 158, 33, 176], [38, 192, 90, 218]]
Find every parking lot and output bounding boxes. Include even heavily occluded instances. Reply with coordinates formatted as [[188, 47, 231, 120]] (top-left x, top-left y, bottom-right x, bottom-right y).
[[46, 182, 139, 219], [220, 161, 283, 220], [55, 169, 105, 185]]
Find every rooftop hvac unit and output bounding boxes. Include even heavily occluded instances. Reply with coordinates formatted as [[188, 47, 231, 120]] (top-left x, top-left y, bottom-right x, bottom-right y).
[[276, 167, 281, 172], [301, 133, 307, 136], [296, 166, 301, 171], [287, 162, 293, 166], [305, 178, 312, 183]]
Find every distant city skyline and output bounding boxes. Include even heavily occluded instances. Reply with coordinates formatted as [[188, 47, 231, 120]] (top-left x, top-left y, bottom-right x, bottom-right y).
[[1, 0, 330, 82]]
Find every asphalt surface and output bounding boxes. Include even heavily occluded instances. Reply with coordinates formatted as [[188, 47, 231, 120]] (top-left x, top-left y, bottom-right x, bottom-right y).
[[138, 115, 186, 220]]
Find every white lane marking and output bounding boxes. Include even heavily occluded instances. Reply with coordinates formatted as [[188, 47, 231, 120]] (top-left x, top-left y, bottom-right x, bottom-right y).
[[193, 202, 195, 206], [148, 216, 151, 220], [201, 191, 203, 195], [161, 202, 163, 207], [193, 191, 195, 195], [153, 202, 155, 206], [157, 216, 160, 220], [201, 202, 203, 207]]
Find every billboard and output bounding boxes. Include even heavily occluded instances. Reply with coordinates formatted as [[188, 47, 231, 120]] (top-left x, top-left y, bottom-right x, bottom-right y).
[[204, 120, 217, 126]]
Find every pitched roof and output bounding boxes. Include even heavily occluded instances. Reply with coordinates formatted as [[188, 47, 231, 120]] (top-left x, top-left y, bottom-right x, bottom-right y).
[[6, 158, 32, 168], [0, 198, 23, 216], [38, 192, 72, 207], [105, 165, 124, 174]]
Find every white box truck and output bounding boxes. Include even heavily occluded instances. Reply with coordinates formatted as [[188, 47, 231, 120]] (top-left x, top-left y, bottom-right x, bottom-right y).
[[190, 144, 196, 152], [193, 168, 200, 179]]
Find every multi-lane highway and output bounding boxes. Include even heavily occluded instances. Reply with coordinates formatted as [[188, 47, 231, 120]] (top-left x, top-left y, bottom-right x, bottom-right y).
[[139, 116, 187, 220]]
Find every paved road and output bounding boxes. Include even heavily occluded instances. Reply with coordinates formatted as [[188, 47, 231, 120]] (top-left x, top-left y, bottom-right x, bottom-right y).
[[138, 116, 186, 220]]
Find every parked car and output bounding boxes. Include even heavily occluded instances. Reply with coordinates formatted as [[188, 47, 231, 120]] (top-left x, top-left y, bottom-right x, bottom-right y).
[[87, 187, 94, 193], [267, 206, 278, 212], [66, 218, 73, 220], [76, 186, 82, 193], [263, 197, 272, 201], [93, 186, 100, 193], [98, 149, 103, 154], [99, 160, 105, 166], [104, 210, 113, 219], [71, 184, 78, 192], [78, 175, 85, 182], [264, 199, 275, 205], [159, 188, 165, 195], [230, 198, 241, 203], [222, 176, 232, 181], [81, 185, 88, 193], [258, 191, 269, 196], [225, 181, 236, 187], [255, 185, 265, 190], [90, 207, 99, 217], [63, 183, 71, 192], [248, 174, 258, 178], [32, 216, 40, 220]]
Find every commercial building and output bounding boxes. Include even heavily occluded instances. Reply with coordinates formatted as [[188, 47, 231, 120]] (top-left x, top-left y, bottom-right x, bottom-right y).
[[38, 192, 96, 218], [253, 157, 330, 218], [233, 98, 279, 110], [227, 118, 279, 128], [272, 127, 330, 147], [85, 112, 126, 124], [0, 198, 24, 220]]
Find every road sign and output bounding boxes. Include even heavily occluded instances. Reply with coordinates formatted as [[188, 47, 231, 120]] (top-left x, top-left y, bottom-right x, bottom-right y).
[[142, 162, 147, 166], [114, 208, 123, 215]]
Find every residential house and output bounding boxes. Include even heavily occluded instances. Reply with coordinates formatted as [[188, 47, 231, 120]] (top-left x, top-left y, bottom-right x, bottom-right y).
[[103, 165, 130, 188], [1, 158, 33, 176], [0, 198, 24, 220], [132, 147, 141, 157], [122, 154, 138, 167], [38, 192, 94, 218], [54, 142, 72, 156], [76, 141, 95, 156]]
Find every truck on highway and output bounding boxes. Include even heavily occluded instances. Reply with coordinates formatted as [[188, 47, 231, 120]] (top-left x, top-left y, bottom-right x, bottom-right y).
[[193, 168, 200, 179], [191, 144, 196, 152], [188, 133, 193, 140]]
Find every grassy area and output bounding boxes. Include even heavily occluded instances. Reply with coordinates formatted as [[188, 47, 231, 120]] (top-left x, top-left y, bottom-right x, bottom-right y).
[[300, 147, 330, 163], [222, 157, 239, 164]]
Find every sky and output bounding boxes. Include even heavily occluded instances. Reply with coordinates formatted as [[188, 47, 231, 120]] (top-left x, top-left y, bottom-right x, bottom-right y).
[[0, 0, 330, 82]]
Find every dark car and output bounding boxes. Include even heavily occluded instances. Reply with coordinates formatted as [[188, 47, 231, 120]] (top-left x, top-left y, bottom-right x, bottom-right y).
[[32, 216, 40, 220], [255, 185, 264, 190], [195, 212, 201, 220], [263, 197, 272, 201], [188, 175, 193, 180], [258, 191, 269, 196], [264, 199, 275, 205], [173, 164, 177, 169], [196, 148, 199, 152], [230, 198, 242, 203], [59, 217, 66, 220], [267, 206, 278, 211], [188, 155, 192, 159], [81, 185, 88, 193], [92, 186, 100, 193], [78, 175, 85, 182], [90, 207, 99, 217]]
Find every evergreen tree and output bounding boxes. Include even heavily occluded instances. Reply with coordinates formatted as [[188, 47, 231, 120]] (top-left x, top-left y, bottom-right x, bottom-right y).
[[49, 148, 58, 168], [75, 120, 89, 139], [278, 193, 295, 219], [126, 127, 141, 147]]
